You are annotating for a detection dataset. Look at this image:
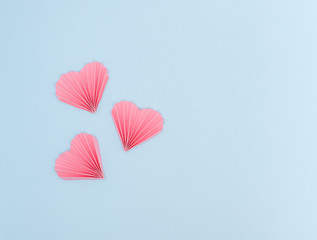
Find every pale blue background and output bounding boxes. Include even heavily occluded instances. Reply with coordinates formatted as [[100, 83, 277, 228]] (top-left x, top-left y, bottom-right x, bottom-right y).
[[1, 0, 317, 239]]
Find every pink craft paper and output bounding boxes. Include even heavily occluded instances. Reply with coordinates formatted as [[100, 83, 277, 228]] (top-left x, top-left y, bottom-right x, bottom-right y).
[[55, 133, 104, 180], [56, 62, 109, 113], [112, 101, 164, 151]]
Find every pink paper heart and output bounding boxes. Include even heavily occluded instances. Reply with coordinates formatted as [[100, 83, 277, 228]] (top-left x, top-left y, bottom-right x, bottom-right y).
[[112, 101, 164, 151], [55, 133, 104, 180], [56, 62, 109, 113]]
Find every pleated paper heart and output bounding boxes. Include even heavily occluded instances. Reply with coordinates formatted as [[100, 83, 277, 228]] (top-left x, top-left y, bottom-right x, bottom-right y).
[[55, 133, 104, 180], [56, 62, 109, 113], [112, 101, 164, 151]]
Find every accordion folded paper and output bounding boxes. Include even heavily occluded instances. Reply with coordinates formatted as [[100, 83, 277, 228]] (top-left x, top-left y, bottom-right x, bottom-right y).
[[56, 62, 109, 113], [112, 101, 164, 151], [55, 133, 104, 180]]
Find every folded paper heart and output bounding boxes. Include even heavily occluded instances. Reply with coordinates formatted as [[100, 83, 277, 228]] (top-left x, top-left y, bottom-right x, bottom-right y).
[[112, 101, 164, 151], [56, 62, 109, 113], [55, 133, 104, 180]]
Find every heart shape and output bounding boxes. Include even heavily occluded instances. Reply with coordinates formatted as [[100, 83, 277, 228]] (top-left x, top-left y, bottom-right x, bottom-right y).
[[55, 133, 104, 180], [56, 62, 109, 113], [112, 101, 164, 151]]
